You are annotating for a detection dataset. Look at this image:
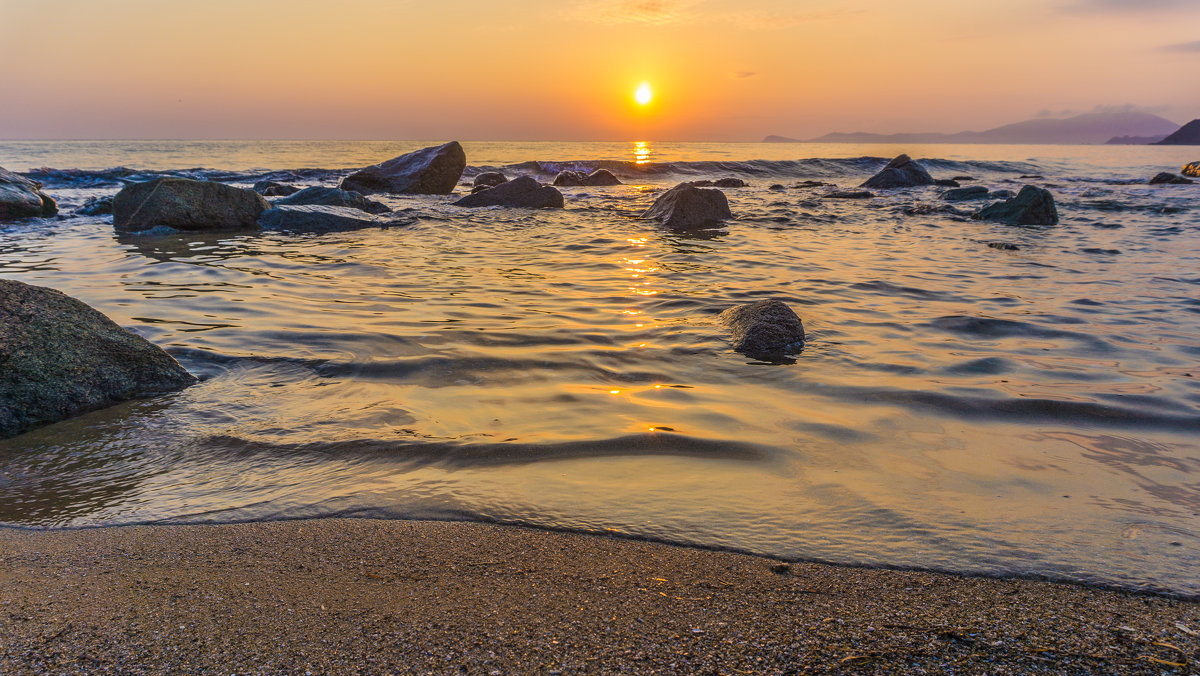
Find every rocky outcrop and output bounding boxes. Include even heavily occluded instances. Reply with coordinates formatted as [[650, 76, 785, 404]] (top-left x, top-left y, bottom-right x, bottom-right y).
[[972, 186, 1059, 225], [113, 178, 270, 233], [273, 186, 390, 214], [718, 299, 805, 356], [473, 172, 508, 189], [76, 195, 114, 216], [0, 167, 57, 221], [452, 176, 564, 208], [1181, 162, 1200, 178], [860, 154, 936, 189], [258, 205, 389, 234], [1149, 172, 1193, 185], [641, 183, 732, 229], [0, 279, 196, 439], [339, 142, 466, 195], [940, 186, 990, 201], [253, 180, 300, 196], [1154, 119, 1200, 146], [552, 169, 623, 187]]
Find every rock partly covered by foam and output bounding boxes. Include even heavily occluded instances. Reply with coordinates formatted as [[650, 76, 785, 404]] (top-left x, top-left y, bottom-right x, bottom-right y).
[[473, 172, 508, 189], [273, 186, 390, 214], [113, 178, 270, 233], [718, 299, 805, 356], [1149, 172, 1193, 185], [258, 205, 391, 234], [0, 167, 57, 221], [0, 279, 196, 439], [253, 180, 300, 196], [972, 185, 1059, 225], [861, 154, 936, 189], [552, 169, 622, 187], [453, 176, 564, 208], [641, 183, 732, 229], [340, 142, 466, 195], [1181, 162, 1200, 178]]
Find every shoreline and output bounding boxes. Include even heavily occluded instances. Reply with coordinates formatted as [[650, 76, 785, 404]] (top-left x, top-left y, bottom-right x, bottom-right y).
[[1, 519, 1196, 673]]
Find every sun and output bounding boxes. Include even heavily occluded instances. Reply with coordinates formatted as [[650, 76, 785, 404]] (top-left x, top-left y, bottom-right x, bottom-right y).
[[634, 82, 653, 106]]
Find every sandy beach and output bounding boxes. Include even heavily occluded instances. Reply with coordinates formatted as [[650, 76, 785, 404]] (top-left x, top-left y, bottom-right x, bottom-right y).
[[0, 519, 1196, 674]]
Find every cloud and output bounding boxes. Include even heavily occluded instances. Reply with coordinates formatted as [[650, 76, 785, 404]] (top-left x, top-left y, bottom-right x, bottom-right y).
[[1091, 103, 1171, 115], [1060, 0, 1199, 11], [573, 0, 701, 25], [1162, 40, 1200, 52], [734, 71, 758, 79], [725, 7, 864, 29]]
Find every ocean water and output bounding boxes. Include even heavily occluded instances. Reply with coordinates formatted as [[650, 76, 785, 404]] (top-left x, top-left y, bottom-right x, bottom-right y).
[[1, 140, 1198, 596]]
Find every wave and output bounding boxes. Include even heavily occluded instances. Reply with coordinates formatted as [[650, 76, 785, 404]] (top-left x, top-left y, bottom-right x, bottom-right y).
[[22, 167, 345, 189]]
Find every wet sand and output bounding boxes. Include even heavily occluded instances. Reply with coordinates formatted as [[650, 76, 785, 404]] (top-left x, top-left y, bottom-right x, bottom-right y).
[[0, 519, 1196, 674]]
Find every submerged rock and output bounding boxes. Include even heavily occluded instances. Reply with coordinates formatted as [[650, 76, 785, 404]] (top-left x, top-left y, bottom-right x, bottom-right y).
[[940, 186, 991, 201], [861, 154, 935, 189], [1183, 162, 1200, 178], [340, 141, 466, 195], [258, 205, 391, 234], [76, 195, 114, 216], [641, 183, 732, 229], [718, 299, 805, 356], [1149, 172, 1193, 185], [972, 185, 1059, 225], [113, 178, 269, 232], [253, 180, 300, 196], [934, 179, 960, 187], [823, 190, 874, 199], [473, 172, 508, 189], [552, 169, 622, 187], [452, 176, 564, 208], [0, 167, 57, 221], [273, 186, 390, 214], [0, 279, 196, 439], [987, 241, 1020, 251]]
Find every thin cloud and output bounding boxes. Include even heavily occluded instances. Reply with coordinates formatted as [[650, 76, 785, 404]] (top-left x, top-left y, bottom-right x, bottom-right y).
[[1060, 0, 1199, 11], [725, 7, 864, 29], [734, 71, 758, 79], [572, 0, 702, 25], [1163, 40, 1200, 52]]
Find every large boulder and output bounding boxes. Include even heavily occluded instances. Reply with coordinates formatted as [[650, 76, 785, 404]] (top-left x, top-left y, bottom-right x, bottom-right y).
[[861, 154, 936, 189], [339, 141, 466, 195], [552, 169, 622, 187], [1149, 172, 1193, 185], [473, 172, 508, 189], [113, 178, 269, 233], [972, 185, 1059, 225], [253, 180, 300, 196], [0, 167, 57, 221], [258, 205, 389, 234], [1179, 162, 1199, 178], [641, 183, 732, 229], [0, 279, 196, 439], [273, 186, 390, 214], [718, 300, 805, 356], [452, 176, 564, 208]]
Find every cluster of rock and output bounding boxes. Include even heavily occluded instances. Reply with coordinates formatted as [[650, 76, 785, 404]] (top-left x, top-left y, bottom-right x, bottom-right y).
[[0, 167, 57, 221], [1183, 162, 1200, 178], [552, 169, 621, 187]]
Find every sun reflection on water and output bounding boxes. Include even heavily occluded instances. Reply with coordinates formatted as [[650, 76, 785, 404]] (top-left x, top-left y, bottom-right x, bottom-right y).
[[633, 141, 651, 165]]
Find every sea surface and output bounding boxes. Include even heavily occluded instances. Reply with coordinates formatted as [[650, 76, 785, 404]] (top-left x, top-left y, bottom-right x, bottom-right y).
[[2, 140, 1198, 596]]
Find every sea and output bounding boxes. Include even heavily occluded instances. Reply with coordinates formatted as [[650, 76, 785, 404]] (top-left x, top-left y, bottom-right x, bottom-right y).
[[1, 140, 1198, 597]]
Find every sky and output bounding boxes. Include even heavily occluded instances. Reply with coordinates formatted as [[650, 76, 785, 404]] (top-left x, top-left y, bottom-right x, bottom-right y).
[[1, 0, 1198, 141]]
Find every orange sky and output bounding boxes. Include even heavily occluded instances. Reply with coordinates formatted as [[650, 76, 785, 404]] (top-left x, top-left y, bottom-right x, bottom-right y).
[[2, 0, 1198, 140]]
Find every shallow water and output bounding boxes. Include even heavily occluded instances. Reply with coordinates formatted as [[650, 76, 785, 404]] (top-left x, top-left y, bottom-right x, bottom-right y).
[[2, 141, 1199, 596]]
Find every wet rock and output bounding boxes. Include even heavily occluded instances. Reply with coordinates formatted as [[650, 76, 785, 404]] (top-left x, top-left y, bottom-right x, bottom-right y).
[[687, 178, 748, 188], [718, 299, 805, 356], [258, 205, 390, 234], [793, 180, 833, 188], [940, 186, 990, 201], [934, 179, 960, 187], [952, 175, 975, 182], [273, 186, 390, 214], [1149, 172, 1193, 185], [0, 167, 57, 220], [987, 241, 1020, 251], [0, 279, 196, 439], [113, 178, 269, 232], [76, 195, 114, 216], [972, 185, 1059, 225], [473, 172, 508, 189], [641, 183, 732, 229], [452, 176, 564, 208], [1183, 162, 1200, 178], [823, 190, 874, 199], [340, 141, 466, 195], [768, 184, 786, 191], [552, 169, 622, 187], [990, 189, 1015, 199], [861, 154, 935, 189], [253, 180, 300, 196]]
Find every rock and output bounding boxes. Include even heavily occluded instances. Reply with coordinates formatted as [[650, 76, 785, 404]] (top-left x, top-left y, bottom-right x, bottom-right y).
[[1149, 172, 1193, 185], [1183, 162, 1200, 178], [273, 186, 390, 214], [473, 172, 508, 188], [552, 170, 586, 186], [253, 180, 300, 196], [718, 299, 805, 356], [258, 205, 391, 234], [641, 183, 732, 229], [768, 184, 786, 191], [861, 154, 936, 189], [714, 178, 747, 188], [990, 189, 1016, 199], [0, 279, 196, 439], [76, 195, 114, 216], [823, 190, 874, 199], [452, 176, 564, 208], [552, 169, 623, 187], [952, 175, 975, 181], [113, 178, 270, 233], [972, 185, 1059, 225], [987, 241, 1020, 251], [0, 167, 57, 220], [940, 186, 991, 201], [339, 141, 466, 195], [934, 179, 960, 187]]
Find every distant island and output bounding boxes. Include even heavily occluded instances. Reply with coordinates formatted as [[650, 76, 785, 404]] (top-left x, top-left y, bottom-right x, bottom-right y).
[[765, 111, 1181, 145], [1154, 119, 1200, 145]]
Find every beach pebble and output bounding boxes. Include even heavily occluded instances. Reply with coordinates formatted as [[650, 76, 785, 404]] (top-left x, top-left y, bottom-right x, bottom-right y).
[[718, 299, 805, 356], [0, 167, 57, 221], [453, 176, 564, 208], [641, 183, 732, 229], [113, 177, 268, 232], [972, 185, 1059, 226], [340, 141, 466, 195], [860, 154, 936, 189]]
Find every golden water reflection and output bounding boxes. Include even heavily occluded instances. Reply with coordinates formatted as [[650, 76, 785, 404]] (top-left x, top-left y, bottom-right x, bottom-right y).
[[633, 141, 651, 165]]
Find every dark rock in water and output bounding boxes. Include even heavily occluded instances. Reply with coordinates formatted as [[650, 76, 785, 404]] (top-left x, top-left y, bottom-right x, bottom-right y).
[[987, 241, 1020, 251], [253, 180, 300, 196], [714, 178, 747, 188], [0, 167, 57, 220], [972, 185, 1058, 225], [273, 186, 390, 214], [552, 169, 623, 187], [793, 180, 833, 188], [718, 299, 805, 356], [768, 184, 786, 191], [340, 141, 466, 195], [0, 279, 196, 439], [552, 170, 587, 186], [952, 175, 975, 182], [990, 189, 1016, 199], [1154, 119, 1200, 146], [113, 178, 269, 232], [1149, 172, 1193, 185], [861, 154, 936, 189], [940, 186, 990, 201], [77, 195, 114, 216], [934, 179, 960, 187], [258, 205, 390, 234], [1183, 162, 1200, 178], [453, 176, 564, 208], [823, 190, 874, 199], [641, 183, 732, 229], [473, 172, 508, 188], [1019, 175, 1044, 179]]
